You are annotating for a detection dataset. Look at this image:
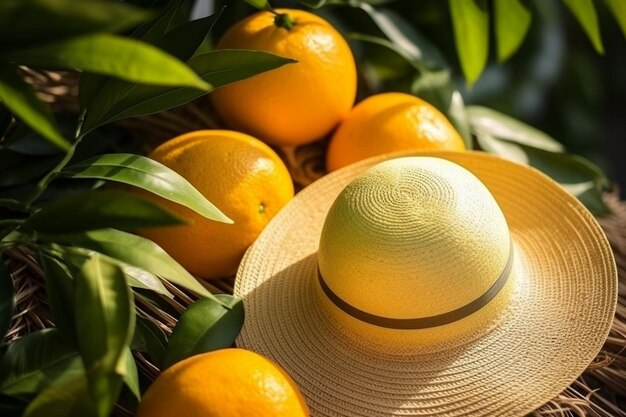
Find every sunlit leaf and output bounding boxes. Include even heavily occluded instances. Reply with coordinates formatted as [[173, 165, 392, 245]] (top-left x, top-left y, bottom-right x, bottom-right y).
[[449, 0, 489, 85], [0, 0, 151, 44], [44, 229, 217, 301], [244, 0, 268, 8], [81, 49, 295, 133], [3, 34, 209, 91], [75, 255, 134, 417], [44, 244, 173, 298], [61, 154, 232, 223], [26, 189, 186, 234], [494, 0, 532, 61], [604, 0, 626, 39], [0, 63, 70, 151], [163, 295, 244, 368], [562, 0, 604, 53], [466, 106, 565, 152], [476, 134, 610, 216]]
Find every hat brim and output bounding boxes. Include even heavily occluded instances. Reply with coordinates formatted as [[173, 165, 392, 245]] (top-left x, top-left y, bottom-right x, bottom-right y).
[[234, 151, 617, 416]]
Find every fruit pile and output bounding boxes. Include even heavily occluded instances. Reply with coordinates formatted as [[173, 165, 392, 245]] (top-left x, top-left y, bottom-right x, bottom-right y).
[[135, 9, 467, 415], [140, 8, 464, 280]]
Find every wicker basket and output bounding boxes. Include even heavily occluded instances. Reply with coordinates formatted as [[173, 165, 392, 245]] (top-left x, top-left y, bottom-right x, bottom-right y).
[[3, 70, 625, 417]]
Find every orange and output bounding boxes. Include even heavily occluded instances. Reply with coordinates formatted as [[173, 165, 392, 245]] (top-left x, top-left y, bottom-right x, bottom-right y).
[[326, 92, 466, 171], [211, 9, 357, 146], [138, 130, 294, 279], [136, 349, 309, 417]]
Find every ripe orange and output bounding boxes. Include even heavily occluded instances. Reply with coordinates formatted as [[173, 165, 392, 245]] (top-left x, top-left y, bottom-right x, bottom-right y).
[[136, 349, 309, 417], [326, 92, 466, 171], [211, 8, 357, 146], [138, 130, 294, 279]]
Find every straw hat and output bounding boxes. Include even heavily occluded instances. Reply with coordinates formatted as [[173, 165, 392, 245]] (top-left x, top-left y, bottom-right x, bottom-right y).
[[234, 151, 617, 416]]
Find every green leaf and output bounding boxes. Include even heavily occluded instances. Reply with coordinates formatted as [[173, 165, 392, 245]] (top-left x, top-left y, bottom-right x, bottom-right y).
[[476, 134, 610, 216], [75, 255, 134, 417], [494, 0, 532, 61], [163, 295, 244, 368], [81, 49, 295, 133], [562, 0, 604, 53], [0, 261, 15, 342], [449, 0, 490, 85], [157, 14, 219, 62], [44, 244, 174, 298], [1, 122, 64, 156], [0, 0, 151, 45], [39, 255, 76, 344], [26, 189, 186, 234], [121, 349, 140, 401], [466, 106, 565, 152], [134, 318, 168, 368], [604, 0, 626, 38], [23, 375, 94, 417], [244, 0, 268, 9], [357, 3, 447, 69], [0, 63, 70, 151], [61, 153, 232, 223], [46, 229, 217, 300], [3, 34, 209, 91], [0, 329, 84, 397]]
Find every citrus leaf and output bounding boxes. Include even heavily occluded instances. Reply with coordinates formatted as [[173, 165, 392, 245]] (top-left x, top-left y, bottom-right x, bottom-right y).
[[0, 0, 151, 45], [22, 375, 94, 417], [120, 349, 140, 401], [134, 317, 168, 368], [467, 106, 565, 152], [157, 14, 219, 62], [357, 3, 446, 69], [75, 255, 134, 417], [45, 229, 217, 301], [61, 153, 232, 224], [604, 0, 626, 39], [26, 189, 186, 234], [39, 254, 76, 344], [562, 0, 604, 53], [494, 0, 532, 62], [449, 0, 489, 85], [476, 134, 610, 216], [0, 261, 15, 342], [244, 0, 268, 9], [0, 329, 84, 397], [78, 0, 195, 112], [81, 49, 295, 133], [163, 295, 244, 368], [3, 34, 209, 91], [45, 244, 173, 298], [0, 63, 70, 151]]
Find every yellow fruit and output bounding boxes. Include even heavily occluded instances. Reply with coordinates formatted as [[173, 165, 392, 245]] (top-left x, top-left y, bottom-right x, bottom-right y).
[[138, 130, 294, 279], [136, 349, 309, 417], [326, 92, 466, 171], [211, 9, 357, 146]]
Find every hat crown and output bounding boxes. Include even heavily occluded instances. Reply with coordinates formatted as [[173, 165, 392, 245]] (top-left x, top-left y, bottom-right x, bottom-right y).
[[318, 157, 510, 321]]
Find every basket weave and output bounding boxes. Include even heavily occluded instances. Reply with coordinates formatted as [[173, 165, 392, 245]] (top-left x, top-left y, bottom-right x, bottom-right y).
[[2, 71, 625, 417]]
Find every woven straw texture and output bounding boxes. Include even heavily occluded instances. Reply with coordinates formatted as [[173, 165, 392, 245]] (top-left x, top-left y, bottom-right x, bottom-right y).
[[234, 151, 617, 417]]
